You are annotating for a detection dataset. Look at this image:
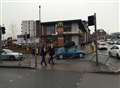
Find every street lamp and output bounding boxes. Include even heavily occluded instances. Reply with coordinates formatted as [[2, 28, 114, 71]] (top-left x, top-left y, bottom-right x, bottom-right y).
[[0, 25, 2, 50]]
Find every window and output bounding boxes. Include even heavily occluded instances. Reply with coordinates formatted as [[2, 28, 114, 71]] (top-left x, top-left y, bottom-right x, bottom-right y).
[[47, 25, 55, 35], [64, 24, 71, 32]]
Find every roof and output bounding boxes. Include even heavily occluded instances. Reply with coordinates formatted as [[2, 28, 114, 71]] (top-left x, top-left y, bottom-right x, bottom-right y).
[[36, 19, 88, 32], [39, 19, 82, 25]]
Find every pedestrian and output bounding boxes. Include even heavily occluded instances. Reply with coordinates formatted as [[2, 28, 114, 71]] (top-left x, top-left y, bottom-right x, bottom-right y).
[[40, 45, 47, 66], [32, 48, 35, 56], [48, 45, 55, 65]]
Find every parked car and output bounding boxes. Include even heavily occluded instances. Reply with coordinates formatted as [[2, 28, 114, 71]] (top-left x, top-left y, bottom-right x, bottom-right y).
[[55, 47, 86, 59], [108, 45, 120, 59], [0, 49, 24, 61], [98, 42, 108, 50]]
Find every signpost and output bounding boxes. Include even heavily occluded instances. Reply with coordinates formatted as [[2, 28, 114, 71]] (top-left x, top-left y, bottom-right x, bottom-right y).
[[88, 13, 99, 65]]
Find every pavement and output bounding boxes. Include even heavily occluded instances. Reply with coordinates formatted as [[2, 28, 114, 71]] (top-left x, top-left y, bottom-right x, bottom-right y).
[[0, 57, 118, 74]]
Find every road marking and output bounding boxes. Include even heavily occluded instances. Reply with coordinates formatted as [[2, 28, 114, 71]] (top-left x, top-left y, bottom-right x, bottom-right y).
[[76, 81, 80, 88], [9, 79, 13, 83]]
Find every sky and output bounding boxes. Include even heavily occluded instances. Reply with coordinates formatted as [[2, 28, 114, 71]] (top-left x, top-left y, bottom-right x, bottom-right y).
[[0, 0, 119, 39]]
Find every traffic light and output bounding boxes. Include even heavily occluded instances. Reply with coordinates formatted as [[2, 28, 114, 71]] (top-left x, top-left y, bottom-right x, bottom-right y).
[[1, 27, 6, 34], [88, 15, 95, 26]]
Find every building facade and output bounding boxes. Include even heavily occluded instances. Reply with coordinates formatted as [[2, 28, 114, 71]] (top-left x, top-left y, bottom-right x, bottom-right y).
[[21, 20, 36, 38], [18, 20, 39, 46], [92, 29, 107, 41], [39, 19, 90, 47]]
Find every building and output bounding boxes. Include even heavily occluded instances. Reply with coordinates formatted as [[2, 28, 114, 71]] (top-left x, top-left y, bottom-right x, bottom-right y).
[[20, 20, 39, 46], [18, 19, 90, 48], [17, 35, 26, 45], [92, 29, 107, 41], [110, 32, 120, 40], [21, 20, 36, 38], [38, 19, 90, 47]]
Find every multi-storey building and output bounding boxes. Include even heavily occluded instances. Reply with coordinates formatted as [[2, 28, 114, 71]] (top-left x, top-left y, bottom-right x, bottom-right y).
[[18, 20, 39, 46], [39, 19, 90, 47], [21, 20, 36, 38]]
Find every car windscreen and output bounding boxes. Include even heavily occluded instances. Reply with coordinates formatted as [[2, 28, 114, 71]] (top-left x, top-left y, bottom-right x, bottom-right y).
[[67, 48, 80, 52]]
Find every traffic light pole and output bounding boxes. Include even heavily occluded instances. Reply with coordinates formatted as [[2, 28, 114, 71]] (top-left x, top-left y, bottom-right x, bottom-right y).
[[94, 13, 99, 65]]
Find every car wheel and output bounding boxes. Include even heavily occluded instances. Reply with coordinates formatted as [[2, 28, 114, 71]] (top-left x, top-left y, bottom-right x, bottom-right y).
[[79, 54, 83, 58], [109, 52, 112, 57], [9, 56, 15, 61], [59, 55, 63, 59], [116, 54, 120, 59]]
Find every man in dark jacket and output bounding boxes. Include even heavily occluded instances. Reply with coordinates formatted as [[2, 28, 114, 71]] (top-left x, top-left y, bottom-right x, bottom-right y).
[[40, 46, 47, 66], [48, 45, 55, 65]]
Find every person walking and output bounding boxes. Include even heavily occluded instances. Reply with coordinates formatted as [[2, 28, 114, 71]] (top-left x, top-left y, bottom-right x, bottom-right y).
[[40, 45, 47, 66], [48, 45, 55, 65], [32, 48, 35, 56]]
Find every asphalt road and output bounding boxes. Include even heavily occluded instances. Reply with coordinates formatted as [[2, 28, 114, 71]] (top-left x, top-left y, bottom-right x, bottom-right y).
[[0, 68, 120, 88], [0, 68, 82, 88], [79, 73, 120, 88]]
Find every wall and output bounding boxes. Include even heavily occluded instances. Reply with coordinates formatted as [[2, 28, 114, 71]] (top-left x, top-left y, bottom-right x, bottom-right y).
[[71, 23, 79, 33], [72, 36, 79, 46], [71, 23, 79, 46]]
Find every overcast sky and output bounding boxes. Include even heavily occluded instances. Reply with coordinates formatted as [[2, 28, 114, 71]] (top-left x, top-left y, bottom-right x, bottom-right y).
[[0, 0, 119, 39]]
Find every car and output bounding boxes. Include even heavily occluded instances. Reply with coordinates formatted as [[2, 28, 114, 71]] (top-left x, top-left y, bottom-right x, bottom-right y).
[[116, 40, 120, 45], [55, 47, 86, 59], [108, 45, 120, 59], [98, 42, 108, 50], [107, 40, 114, 45], [0, 49, 24, 61]]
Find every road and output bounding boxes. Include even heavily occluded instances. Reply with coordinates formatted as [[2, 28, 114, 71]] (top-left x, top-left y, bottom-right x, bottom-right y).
[[0, 48, 120, 88], [79, 73, 120, 88], [0, 68, 82, 88], [0, 68, 120, 88]]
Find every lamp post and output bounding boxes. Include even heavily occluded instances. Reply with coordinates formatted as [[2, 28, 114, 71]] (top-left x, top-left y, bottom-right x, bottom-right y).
[[94, 13, 99, 65], [0, 25, 2, 50]]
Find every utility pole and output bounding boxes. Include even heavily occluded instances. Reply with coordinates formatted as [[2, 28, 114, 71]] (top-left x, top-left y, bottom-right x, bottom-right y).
[[39, 5, 41, 47], [94, 13, 99, 65], [34, 21, 37, 68], [34, 5, 41, 68], [88, 13, 99, 65], [0, 25, 2, 50]]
